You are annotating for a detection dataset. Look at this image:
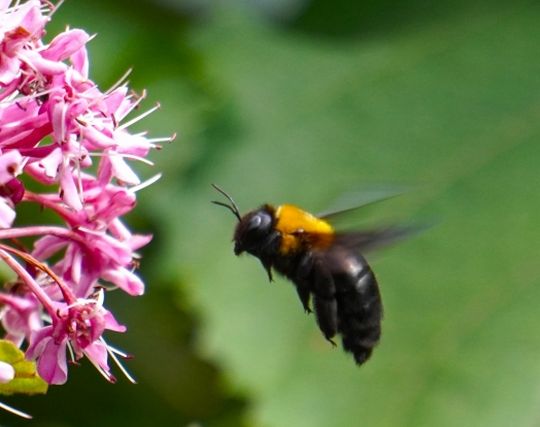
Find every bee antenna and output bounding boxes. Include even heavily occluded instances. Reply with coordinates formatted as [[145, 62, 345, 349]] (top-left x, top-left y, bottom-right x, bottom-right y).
[[211, 184, 241, 221]]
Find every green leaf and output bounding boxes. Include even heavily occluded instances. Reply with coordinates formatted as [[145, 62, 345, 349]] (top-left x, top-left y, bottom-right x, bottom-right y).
[[150, 2, 540, 427], [0, 340, 48, 396]]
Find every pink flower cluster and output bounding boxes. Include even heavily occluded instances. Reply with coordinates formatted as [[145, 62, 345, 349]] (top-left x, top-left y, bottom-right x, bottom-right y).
[[0, 0, 167, 386]]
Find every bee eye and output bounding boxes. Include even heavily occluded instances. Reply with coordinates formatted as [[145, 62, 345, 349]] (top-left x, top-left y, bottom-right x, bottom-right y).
[[248, 215, 262, 229], [247, 212, 272, 234]]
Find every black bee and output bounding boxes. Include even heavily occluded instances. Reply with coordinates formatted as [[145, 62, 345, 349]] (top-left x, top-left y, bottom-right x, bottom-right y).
[[212, 184, 409, 366]]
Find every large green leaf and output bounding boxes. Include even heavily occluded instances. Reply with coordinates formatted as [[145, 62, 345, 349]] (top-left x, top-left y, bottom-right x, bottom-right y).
[[149, 3, 540, 427]]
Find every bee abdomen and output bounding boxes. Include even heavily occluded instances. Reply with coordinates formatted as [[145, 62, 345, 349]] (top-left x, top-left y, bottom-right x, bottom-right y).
[[338, 293, 382, 364], [331, 252, 383, 365], [278, 248, 383, 365]]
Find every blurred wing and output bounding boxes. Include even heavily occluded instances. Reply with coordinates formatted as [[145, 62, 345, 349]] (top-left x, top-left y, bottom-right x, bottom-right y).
[[318, 185, 408, 220], [332, 224, 424, 253]]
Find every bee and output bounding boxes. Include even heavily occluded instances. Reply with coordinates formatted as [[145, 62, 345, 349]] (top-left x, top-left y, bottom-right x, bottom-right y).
[[212, 184, 409, 366]]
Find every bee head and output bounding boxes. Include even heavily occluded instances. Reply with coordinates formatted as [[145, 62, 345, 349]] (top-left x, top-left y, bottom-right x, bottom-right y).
[[212, 184, 274, 255], [233, 207, 274, 255], [211, 184, 275, 256]]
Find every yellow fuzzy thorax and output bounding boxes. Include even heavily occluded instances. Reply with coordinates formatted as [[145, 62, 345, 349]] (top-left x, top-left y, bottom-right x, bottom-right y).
[[274, 204, 335, 255]]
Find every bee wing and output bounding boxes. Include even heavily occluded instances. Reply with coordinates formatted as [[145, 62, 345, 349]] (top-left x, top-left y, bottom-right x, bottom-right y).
[[317, 186, 408, 220], [332, 225, 422, 253]]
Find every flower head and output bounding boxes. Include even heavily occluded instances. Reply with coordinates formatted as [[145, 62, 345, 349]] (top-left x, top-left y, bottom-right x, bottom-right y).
[[0, 0, 170, 407], [26, 291, 126, 384]]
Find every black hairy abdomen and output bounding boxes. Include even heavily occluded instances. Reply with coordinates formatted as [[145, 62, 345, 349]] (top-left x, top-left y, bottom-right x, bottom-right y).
[[328, 248, 382, 365], [273, 246, 383, 366]]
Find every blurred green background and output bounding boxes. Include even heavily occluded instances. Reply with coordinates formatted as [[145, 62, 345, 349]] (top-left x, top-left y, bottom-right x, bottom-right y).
[[5, 0, 540, 425]]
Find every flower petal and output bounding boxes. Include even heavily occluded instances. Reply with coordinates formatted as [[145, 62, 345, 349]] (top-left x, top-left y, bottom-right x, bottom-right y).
[[102, 268, 144, 296], [0, 197, 16, 228], [109, 154, 140, 185], [103, 310, 127, 333], [41, 29, 90, 62], [59, 166, 83, 211], [37, 337, 68, 385], [32, 235, 69, 260], [0, 150, 23, 184], [84, 341, 109, 373], [25, 325, 53, 360]]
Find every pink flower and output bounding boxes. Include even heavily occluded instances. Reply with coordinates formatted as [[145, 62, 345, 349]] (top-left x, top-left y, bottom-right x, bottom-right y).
[[26, 293, 126, 385], [0, 0, 171, 402], [32, 225, 148, 297], [0, 293, 41, 346], [0, 0, 48, 85]]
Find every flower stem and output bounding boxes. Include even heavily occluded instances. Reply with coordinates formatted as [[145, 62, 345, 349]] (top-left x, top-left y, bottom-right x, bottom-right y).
[[0, 248, 58, 319]]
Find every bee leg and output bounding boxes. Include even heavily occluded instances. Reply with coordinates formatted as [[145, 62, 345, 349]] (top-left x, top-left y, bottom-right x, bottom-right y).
[[312, 258, 338, 344], [258, 231, 281, 282], [314, 296, 338, 346], [294, 253, 314, 313], [295, 280, 312, 313], [259, 257, 274, 282]]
